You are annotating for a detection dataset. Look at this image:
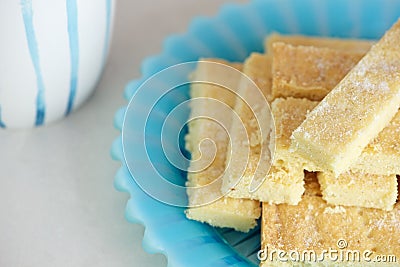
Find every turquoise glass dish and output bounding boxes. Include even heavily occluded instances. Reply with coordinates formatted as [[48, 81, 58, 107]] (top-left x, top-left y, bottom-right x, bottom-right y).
[[111, 0, 400, 266]]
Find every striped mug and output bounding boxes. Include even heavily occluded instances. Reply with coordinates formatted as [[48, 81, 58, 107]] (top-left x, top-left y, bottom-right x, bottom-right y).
[[0, 0, 114, 128]]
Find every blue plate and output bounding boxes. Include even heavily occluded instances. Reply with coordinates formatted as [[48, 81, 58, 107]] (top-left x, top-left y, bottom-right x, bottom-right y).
[[111, 0, 400, 266]]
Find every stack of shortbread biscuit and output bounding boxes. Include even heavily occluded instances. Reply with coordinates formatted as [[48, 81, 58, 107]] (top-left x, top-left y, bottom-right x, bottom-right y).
[[185, 19, 400, 266]]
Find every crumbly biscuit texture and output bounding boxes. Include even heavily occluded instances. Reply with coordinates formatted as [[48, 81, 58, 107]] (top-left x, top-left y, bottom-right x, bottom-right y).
[[352, 110, 400, 175], [271, 42, 365, 101], [318, 171, 398, 211]]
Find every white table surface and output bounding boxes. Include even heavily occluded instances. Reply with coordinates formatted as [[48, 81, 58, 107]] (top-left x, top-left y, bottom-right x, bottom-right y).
[[0, 0, 246, 266]]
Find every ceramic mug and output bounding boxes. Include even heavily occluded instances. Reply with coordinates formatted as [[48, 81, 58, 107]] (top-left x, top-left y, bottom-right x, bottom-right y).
[[0, 0, 114, 128]]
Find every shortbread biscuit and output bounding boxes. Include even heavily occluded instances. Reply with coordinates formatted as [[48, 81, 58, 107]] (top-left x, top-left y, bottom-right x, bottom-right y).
[[185, 59, 260, 232], [271, 42, 365, 101], [265, 32, 373, 54], [291, 19, 400, 176], [271, 97, 319, 171], [261, 173, 400, 267], [317, 171, 398, 211], [239, 53, 274, 102], [221, 54, 305, 205], [352, 111, 400, 175], [270, 42, 400, 175], [268, 97, 397, 210]]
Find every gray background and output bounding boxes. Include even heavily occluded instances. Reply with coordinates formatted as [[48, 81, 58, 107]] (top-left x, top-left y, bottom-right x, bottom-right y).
[[0, 0, 246, 266]]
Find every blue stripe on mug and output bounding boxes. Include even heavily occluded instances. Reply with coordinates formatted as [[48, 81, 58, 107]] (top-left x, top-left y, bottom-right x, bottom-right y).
[[0, 106, 5, 128], [103, 0, 112, 66], [21, 0, 46, 126], [66, 0, 79, 115]]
